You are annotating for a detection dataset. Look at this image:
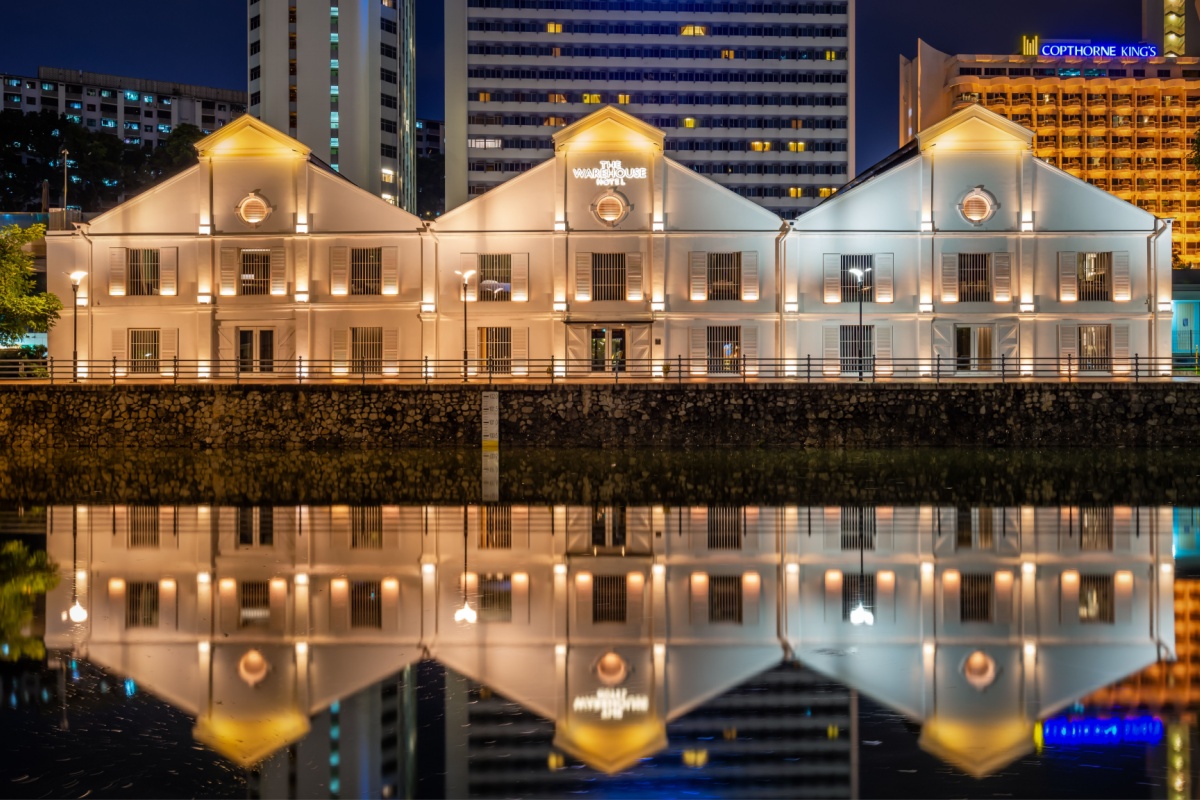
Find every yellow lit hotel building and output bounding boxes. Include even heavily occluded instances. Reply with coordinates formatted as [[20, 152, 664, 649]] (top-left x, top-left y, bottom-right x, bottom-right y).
[[900, 32, 1200, 266]]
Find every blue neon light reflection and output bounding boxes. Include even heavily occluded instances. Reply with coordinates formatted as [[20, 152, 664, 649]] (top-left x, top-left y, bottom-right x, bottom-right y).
[[1043, 716, 1163, 745]]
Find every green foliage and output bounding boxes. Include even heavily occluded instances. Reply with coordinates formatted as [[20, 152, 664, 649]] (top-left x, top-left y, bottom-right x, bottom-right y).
[[0, 541, 60, 663], [0, 223, 62, 345]]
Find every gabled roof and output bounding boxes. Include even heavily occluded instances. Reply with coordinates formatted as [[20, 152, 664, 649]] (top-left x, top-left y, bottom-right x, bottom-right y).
[[552, 106, 666, 151], [194, 114, 311, 159], [916, 103, 1034, 151]]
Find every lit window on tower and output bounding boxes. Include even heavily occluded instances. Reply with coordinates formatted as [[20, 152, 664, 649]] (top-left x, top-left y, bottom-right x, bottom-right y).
[[683, 117, 697, 128], [547, 22, 562, 33], [680, 25, 707, 36]]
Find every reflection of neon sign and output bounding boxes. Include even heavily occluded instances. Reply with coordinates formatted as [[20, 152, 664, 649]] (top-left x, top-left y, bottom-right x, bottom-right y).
[[572, 160, 647, 187], [572, 688, 650, 720], [1039, 43, 1158, 58], [1041, 716, 1163, 745]]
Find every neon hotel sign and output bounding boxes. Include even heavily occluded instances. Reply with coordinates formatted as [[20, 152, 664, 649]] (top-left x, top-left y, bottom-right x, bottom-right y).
[[1040, 42, 1159, 57]]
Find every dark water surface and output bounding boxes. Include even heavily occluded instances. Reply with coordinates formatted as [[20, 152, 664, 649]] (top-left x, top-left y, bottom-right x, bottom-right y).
[[0, 449, 1196, 799]]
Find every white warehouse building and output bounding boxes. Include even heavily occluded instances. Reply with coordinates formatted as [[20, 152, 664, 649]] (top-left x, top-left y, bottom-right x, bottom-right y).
[[45, 105, 1172, 378]]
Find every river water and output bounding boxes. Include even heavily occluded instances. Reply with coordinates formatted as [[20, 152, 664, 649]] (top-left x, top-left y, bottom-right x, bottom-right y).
[[1, 448, 1197, 798]]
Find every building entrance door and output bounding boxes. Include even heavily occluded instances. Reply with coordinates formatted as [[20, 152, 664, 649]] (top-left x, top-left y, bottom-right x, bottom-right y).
[[590, 327, 627, 372], [238, 329, 275, 373]]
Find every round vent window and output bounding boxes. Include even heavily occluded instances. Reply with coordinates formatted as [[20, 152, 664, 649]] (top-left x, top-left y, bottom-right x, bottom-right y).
[[596, 651, 629, 686], [236, 193, 272, 226], [959, 187, 997, 225], [962, 650, 997, 691], [591, 192, 630, 226]]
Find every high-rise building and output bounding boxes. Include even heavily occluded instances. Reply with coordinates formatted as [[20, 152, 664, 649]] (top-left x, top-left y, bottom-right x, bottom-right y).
[[249, 0, 416, 209], [1142, 0, 1200, 57], [444, 0, 854, 216], [415, 119, 444, 156], [899, 38, 1200, 266]]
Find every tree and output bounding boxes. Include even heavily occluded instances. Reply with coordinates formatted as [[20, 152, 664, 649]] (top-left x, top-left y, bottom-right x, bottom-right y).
[[0, 223, 63, 345], [0, 540, 60, 662]]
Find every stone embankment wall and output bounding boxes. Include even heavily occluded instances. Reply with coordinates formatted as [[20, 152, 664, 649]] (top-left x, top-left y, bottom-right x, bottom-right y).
[[0, 382, 1198, 450]]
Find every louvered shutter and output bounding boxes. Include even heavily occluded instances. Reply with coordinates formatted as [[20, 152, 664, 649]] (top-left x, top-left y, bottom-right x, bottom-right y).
[[512, 327, 529, 375], [741, 251, 759, 301], [941, 253, 958, 302], [511, 253, 529, 301], [330, 246, 349, 295], [822, 325, 840, 375], [689, 327, 707, 375], [932, 321, 954, 368], [1112, 322, 1130, 373], [566, 326, 589, 374], [111, 329, 127, 373], [219, 247, 237, 295], [996, 319, 1019, 365], [383, 328, 399, 373], [874, 325, 892, 375], [1058, 323, 1078, 373], [217, 326, 235, 375], [626, 253, 643, 301], [160, 328, 178, 374], [741, 325, 758, 375], [823, 254, 840, 303], [1058, 251, 1078, 301], [690, 252, 707, 301], [874, 253, 894, 303], [381, 246, 399, 295], [270, 247, 286, 295], [575, 252, 592, 301], [460, 253, 477, 301], [992, 252, 1012, 302], [109, 247, 127, 296], [331, 329, 349, 371], [1112, 251, 1131, 301], [159, 247, 177, 296]]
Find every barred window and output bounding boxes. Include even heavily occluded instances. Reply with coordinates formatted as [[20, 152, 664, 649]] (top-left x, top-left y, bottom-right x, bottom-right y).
[[127, 249, 160, 296], [478, 327, 512, 374], [129, 329, 160, 373], [480, 505, 512, 548], [126, 581, 159, 628], [350, 248, 382, 295], [840, 507, 875, 550], [958, 253, 992, 302], [478, 254, 512, 302], [1077, 253, 1112, 302], [478, 573, 513, 622], [240, 249, 271, 295], [351, 327, 383, 374], [593, 575, 627, 623], [1079, 324, 1112, 371], [240, 580, 271, 628], [708, 506, 743, 549], [706, 325, 741, 374], [350, 580, 382, 628], [956, 508, 994, 549], [709, 575, 743, 623], [1080, 507, 1114, 550], [1079, 575, 1114, 623], [237, 507, 274, 546], [838, 324, 873, 374], [592, 253, 626, 301], [841, 573, 875, 620], [839, 254, 873, 302], [960, 574, 994, 623], [351, 507, 383, 549], [707, 253, 741, 301], [128, 506, 159, 548]]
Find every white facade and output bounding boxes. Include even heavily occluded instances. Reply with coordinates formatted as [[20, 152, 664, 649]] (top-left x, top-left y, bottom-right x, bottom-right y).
[[46, 106, 1172, 378], [44, 501, 1174, 777], [444, 0, 854, 217], [250, 0, 416, 208]]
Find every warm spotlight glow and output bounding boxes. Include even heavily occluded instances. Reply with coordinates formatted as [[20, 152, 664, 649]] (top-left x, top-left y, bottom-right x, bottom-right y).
[[421, 563, 436, 575], [197, 572, 211, 584], [553, 563, 568, 575], [651, 563, 665, 577], [295, 573, 309, 585], [1022, 561, 1036, 575], [68, 601, 88, 623], [455, 601, 478, 624]]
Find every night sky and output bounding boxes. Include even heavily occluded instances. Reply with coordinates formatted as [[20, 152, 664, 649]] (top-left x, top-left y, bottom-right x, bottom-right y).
[[0, 0, 1142, 170]]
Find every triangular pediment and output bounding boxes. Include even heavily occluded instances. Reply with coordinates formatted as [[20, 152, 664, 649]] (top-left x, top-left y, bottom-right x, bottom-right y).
[[553, 106, 665, 152], [195, 115, 311, 159], [916, 104, 1033, 152]]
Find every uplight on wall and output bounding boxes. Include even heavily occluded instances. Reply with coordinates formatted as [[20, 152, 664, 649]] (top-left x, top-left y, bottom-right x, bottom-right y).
[[1159, 301, 1173, 313], [198, 223, 211, 236], [1020, 303, 1035, 313], [421, 302, 436, 313], [1021, 220, 1034, 232], [553, 301, 568, 312], [295, 293, 309, 303], [784, 302, 798, 313], [554, 221, 566, 232], [651, 301, 665, 312], [198, 294, 212, 304], [919, 303, 933, 314], [920, 221, 933, 232], [652, 221, 665, 232], [296, 222, 309, 234]]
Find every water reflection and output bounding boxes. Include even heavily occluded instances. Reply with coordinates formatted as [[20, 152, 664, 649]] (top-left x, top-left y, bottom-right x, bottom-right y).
[[37, 502, 1175, 789]]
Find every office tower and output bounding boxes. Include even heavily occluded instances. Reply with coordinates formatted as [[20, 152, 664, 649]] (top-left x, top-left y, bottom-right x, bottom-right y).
[[445, 0, 855, 216], [1143, 0, 1200, 57], [249, 0, 416, 209]]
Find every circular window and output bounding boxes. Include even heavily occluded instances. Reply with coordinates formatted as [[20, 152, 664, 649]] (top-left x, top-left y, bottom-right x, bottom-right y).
[[959, 187, 997, 225], [961, 650, 997, 691], [596, 651, 629, 686], [591, 192, 630, 226], [236, 192, 272, 226]]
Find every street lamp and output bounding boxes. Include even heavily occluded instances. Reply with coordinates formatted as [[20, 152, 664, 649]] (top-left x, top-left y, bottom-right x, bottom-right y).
[[67, 271, 87, 382], [848, 266, 872, 381], [454, 269, 475, 382], [455, 505, 477, 624]]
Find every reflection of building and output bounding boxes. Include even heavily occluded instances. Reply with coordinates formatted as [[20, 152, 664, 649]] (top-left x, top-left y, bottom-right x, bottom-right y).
[[416, 119, 443, 157], [43, 502, 1174, 782], [443, 0, 853, 215]]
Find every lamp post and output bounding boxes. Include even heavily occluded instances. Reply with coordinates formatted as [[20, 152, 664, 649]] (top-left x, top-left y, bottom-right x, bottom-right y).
[[848, 520, 874, 627], [848, 267, 872, 381], [67, 271, 87, 383], [454, 505, 477, 624], [68, 504, 87, 624], [454, 269, 475, 382]]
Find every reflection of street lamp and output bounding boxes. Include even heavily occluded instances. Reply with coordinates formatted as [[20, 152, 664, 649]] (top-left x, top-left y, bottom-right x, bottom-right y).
[[455, 505, 477, 624], [68, 505, 87, 623], [848, 266, 872, 381], [68, 271, 87, 382], [454, 269, 476, 382], [850, 514, 873, 626]]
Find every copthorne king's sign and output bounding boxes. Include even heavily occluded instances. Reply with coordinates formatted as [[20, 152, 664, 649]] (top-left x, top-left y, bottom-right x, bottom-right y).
[[572, 160, 647, 187], [1040, 42, 1159, 58]]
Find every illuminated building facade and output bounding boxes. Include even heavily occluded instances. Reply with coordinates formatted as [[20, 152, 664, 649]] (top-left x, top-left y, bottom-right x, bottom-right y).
[[249, 0, 416, 208], [444, 0, 855, 216]]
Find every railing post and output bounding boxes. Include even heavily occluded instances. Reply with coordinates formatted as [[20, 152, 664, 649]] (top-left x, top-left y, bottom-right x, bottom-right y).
[[550, 355, 555, 384], [173, 356, 179, 385], [1000, 353, 1006, 383], [806, 354, 811, 383], [424, 356, 430, 385], [49, 357, 54, 386], [112, 356, 117, 386], [298, 356, 304, 385], [742, 355, 747, 384], [677, 354, 682, 385], [1067, 353, 1073, 382], [935, 354, 940, 385], [1134, 352, 1139, 383]]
